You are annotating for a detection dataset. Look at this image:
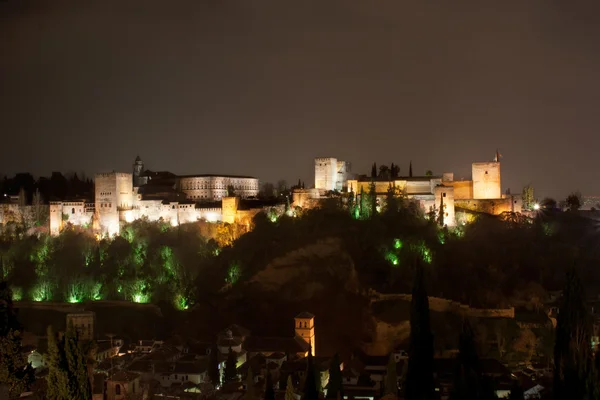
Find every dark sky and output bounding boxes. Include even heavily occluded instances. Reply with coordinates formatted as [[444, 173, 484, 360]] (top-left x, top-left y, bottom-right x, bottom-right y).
[[1, 1, 599, 199]]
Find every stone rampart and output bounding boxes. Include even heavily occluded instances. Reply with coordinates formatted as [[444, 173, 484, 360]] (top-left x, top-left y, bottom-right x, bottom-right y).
[[369, 290, 514, 319]]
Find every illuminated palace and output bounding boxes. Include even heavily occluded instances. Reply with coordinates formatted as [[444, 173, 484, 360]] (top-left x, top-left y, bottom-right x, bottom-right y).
[[48, 156, 262, 236], [293, 155, 522, 227]]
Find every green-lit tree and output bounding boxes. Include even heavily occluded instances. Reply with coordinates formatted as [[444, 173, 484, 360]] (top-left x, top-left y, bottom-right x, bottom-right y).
[[0, 282, 34, 399], [405, 263, 434, 400], [425, 170, 433, 177], [554, 267, 592, 400], [224, 348, 238, 383], [265, 371, 275, 400], [304, 351, 319, 400], [521, 185, 535, 211], [46, 326, 71, 400], [327, 353, 343, 399], [384, 353, 398, 396], [208, 344, 220, 386]]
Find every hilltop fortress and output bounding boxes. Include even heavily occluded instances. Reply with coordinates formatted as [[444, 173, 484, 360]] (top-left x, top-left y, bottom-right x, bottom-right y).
[[293, 155, 521, 227], [1, 153, 522, 235], [47, 156, 264, 236]]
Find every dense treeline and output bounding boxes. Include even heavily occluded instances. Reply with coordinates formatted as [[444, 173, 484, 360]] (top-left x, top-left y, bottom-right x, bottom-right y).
[[2, 195, 600, 310], [0, 219, 221, 309]]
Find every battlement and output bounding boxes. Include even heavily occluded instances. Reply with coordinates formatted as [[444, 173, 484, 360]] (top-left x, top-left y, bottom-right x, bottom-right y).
[[95, 172, 132, 179]]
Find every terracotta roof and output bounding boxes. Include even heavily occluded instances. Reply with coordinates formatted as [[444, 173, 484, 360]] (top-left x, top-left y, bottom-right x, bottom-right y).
[[295, 312, 315, 319], [243, 336, 309, 354]]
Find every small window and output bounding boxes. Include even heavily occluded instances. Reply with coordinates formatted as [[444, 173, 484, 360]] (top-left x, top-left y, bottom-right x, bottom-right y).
[[442, 193, 446, 198], [115, 384, 121, 395], [72, 208, 75, 214], [485, 171, 488, 175]]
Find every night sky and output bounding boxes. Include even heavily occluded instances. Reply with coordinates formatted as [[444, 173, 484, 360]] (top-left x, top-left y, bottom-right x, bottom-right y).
[[1, 1, 599, 199]]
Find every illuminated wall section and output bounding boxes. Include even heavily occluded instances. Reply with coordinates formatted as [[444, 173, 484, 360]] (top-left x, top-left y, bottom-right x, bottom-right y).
[[95, 172, 132, 236], [434, 185, 456, 227], [472, 162, 501, 199], [315, 157, 338, 191]]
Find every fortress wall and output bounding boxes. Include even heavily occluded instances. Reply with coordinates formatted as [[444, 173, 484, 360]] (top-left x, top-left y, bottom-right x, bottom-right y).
[[472, 162, 501, 200]]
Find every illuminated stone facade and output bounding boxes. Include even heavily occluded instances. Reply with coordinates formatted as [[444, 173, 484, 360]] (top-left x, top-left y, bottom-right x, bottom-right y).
[[178, 175, 259, 201], [294, 312, 316, 356], [298, 156, 521, 227], [315, 157, 349, 192], [472, 162, 501, 200]]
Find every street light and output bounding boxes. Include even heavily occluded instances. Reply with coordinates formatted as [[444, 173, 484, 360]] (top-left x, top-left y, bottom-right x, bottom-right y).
[[533, 203, 540, 210]]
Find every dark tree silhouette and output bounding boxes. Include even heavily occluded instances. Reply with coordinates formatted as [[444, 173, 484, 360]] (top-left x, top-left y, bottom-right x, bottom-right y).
[[406, 263, 434, 400]]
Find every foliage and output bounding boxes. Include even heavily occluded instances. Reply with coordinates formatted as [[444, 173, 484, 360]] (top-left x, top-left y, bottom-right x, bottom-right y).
[[406, 264, 434, 400], [208, 345, 220, 386], [554, 268, 593, 400], [264, 370, 275, 400], [521, 185, 535, 211], [565, 192, 582, 212], [285, 376, 296, 400], [303, 352, 319, 400], [0, 282, 34, 398], [327, 353, 343, 399], [224, 348, 238, 382], [46, 324, 91, 400]]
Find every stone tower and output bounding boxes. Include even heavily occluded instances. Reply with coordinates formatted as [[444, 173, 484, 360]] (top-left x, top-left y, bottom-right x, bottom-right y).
[[133, 156, 144, 187], [315, 157, 338, 192], [294, 312, 315, 356], [472, 161, 501, 199]]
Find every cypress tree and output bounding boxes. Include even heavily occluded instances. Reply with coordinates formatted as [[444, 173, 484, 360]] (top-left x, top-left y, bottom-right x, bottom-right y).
[[46, 326, 70, 400], [359, 186, 365, 219], [371, 163, 377, 179], [327, 354, 342, 399], [507, 381, 524, 400], [224, 348, 238, 382], [384, 353, 398, 396], [265, 371, 275, 400], [369, 181, 377, 217], [285, 376, 296, 400], [208, 344, 220, 386], [438, 192, 444, 227], [304, 351, 319, 400], [450, 320, 480, 400], [63, 323, 91, 400], [554, 267, 593, 400], [245, 368, 255, 400], [409, 161, 413, 178], [406, 263, 434, 400]]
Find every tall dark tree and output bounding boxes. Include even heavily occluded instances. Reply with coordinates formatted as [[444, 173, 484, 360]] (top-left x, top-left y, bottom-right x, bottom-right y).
[[63, 323, 91, 400], [554, 267, 593, 400], [369, 181, 377, 218], [450, 320, 481, 400], [405, 263, 434, 400], [208, 344, 220, 386], [303, 351, 319, 400], [0, 282, 34, 398], [264, 371, 275, 400], [371, 163, 377, 179], [385, 183, 398, 215], [224, 348, 238, 382], [409, 161, 413, 177], [46, 324, 91, 400], [327, 353, 342, 399], [565, 192, 582, 212], [390, 163, 400, 179], [438, 193, 444, 227]]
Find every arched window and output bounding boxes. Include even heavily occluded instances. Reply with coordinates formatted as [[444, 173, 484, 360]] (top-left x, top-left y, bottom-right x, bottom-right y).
[[71, 208, 75, 214], [115, 384, 121, 395]]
